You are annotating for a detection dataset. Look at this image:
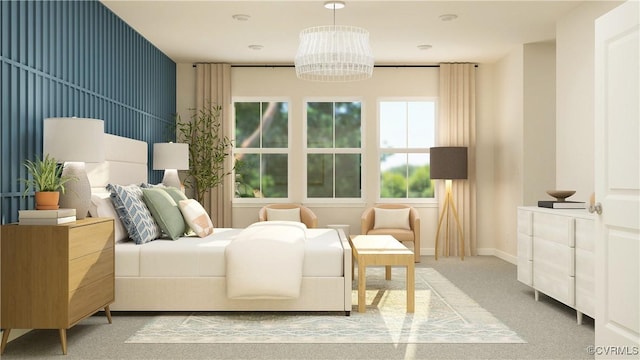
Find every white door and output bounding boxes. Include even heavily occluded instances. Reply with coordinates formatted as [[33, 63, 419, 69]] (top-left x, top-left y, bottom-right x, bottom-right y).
[[594, 1, 640, 358]]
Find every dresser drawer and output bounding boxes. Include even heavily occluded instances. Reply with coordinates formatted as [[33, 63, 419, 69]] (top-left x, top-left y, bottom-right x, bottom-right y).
[[533, 212, 574, 247], [517, 233, 533, 261], [533, 237, 575, 277], [69, 248, 114, 291], [69, 220, 114, 259], [517, 259, 533, 286], [517, 209, 533, 235], [68, 275, 114, 325], [575, 218, 595, 251]]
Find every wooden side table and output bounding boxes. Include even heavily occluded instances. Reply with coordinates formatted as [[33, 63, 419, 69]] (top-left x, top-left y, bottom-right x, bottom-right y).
[[1, 217, 115, 355], [349, 234, 415, 313]]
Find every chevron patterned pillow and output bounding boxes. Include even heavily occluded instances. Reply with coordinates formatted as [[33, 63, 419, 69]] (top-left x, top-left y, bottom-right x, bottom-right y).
[[107, 184, 161, 245]]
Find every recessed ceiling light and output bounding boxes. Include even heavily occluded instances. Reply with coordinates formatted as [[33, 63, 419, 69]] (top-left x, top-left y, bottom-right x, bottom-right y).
[[417, 44, 432, 51], [232, 14, 250, 21], [248, 45, 263, 51], [324, 1, 345, 10], [439, 14, 458, 22]]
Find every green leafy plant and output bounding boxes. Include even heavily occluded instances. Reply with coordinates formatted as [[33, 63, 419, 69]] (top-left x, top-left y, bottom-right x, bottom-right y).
[[176, 104, 234, 204], [20, 154, 77, 196]]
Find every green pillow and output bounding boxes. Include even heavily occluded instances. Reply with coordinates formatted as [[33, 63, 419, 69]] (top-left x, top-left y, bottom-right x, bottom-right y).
[[161, 187, 193, 235], [141, 188, 186, 240], [162, 186, 188, 203]]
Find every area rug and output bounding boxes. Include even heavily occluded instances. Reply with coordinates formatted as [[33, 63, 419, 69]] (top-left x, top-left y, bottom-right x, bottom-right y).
[[125, 267, 526, 344]]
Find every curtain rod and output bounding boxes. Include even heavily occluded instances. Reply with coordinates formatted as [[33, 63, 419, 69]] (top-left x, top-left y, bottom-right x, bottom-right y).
[[192, 64, 478, 68]]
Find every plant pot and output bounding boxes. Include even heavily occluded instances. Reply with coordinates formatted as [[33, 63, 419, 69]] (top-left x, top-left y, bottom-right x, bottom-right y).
[[35, 191, 60, 210]]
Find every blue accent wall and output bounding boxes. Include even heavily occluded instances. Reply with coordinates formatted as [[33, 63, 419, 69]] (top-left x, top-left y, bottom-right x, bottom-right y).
[[1, 0, 176, 223]]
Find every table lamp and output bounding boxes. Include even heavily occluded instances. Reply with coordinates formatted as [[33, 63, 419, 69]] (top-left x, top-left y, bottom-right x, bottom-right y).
[[153, 142, 189, 189], [44, 118, 105, 219], [430, 146, 468, 260]]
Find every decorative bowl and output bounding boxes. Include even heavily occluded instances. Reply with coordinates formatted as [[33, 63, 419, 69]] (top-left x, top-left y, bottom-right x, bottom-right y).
[[546, 190, 576, 202]]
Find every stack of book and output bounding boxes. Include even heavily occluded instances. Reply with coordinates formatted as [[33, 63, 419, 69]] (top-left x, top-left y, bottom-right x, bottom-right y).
[[537, 201, 586, 209], [18, 208, 77, 225]]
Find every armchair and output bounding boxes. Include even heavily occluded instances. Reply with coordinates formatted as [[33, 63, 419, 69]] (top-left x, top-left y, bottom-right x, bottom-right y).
[[258, 204, 318, 228], [361, 204, 421, 262]]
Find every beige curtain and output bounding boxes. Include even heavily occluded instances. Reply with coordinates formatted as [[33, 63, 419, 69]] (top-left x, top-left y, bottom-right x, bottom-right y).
[[195, 63, 233, 227], [437, 63, 477, 257]]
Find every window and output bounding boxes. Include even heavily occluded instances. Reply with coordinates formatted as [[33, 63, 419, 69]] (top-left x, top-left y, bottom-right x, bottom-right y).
[[305, 101, 363, 199], [233, 101, 289, 198], [378, 100, 436, 199]]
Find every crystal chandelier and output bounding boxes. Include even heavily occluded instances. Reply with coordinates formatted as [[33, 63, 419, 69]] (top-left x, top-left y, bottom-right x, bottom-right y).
[[294, 1, 374, 82]]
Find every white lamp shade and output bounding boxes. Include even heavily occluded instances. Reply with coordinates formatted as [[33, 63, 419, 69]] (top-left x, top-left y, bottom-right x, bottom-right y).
[[153, 143, 189, 170], [43, 118, 105, 163]]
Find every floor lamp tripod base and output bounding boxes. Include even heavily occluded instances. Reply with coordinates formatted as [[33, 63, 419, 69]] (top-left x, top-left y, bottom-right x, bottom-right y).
[[435, 180, 465, 260]]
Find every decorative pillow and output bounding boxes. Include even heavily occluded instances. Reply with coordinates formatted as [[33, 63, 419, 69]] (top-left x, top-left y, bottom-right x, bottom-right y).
[[373, 207, 411, 230], [266, 207, 301, 222], [162, 186, 188, 203], [162, 187, 193, 235], [178, 199, 214, 238], [141, 188, 186, 240], [89, 193, 128, 242], [106, 184, 161, 245]]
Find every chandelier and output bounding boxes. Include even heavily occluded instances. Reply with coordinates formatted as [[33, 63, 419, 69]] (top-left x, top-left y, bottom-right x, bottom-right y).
[[294, 1, 374, 82]]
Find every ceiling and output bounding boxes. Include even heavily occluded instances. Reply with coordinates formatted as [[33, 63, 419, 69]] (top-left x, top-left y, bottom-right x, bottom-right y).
[[101, 0, 585, 65]]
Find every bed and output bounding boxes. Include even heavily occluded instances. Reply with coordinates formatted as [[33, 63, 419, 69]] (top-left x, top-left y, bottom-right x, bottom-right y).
[[86, 134, 352, 313]]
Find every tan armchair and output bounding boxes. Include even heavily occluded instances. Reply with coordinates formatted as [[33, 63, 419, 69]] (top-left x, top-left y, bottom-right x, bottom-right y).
[[258, 204, 318, 228], [361, 204, 421, 262]]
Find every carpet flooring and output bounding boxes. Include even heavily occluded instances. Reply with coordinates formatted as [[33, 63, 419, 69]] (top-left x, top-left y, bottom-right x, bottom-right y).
[[125, 267, 525, 344], [0, 256, 595, 359]]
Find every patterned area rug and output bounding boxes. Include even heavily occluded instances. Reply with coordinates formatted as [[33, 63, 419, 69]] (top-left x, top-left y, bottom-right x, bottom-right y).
[[125, 267, 525, 344]]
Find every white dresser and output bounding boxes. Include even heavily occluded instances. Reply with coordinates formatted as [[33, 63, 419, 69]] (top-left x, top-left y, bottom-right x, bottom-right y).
[[517, 206, 595, 324]]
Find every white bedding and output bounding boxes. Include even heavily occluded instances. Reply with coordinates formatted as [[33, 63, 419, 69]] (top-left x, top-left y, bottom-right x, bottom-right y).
[[115, 228, 344, 278], [225, 221, 306, 299]]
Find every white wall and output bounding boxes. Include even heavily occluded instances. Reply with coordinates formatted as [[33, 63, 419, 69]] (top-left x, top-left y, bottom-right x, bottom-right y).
[[555, 0, 623, 201], [523, 42, 557, 206], [491, 47, 525, 260]]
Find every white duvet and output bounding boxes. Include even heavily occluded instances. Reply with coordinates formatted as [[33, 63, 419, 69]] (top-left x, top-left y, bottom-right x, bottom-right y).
[[225, 221, 306, 299]]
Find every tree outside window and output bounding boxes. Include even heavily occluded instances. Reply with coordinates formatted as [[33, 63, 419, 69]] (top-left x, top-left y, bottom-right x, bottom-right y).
[[234, 101, 289, 198], [306, 101, 363, 199], [379, 100, 436, 199]]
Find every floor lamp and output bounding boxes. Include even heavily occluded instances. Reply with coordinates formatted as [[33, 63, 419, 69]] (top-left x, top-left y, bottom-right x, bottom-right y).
[[430, 146, 468, 260]]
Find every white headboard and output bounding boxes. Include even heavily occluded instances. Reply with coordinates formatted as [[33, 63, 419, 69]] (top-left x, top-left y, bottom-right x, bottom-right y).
[[87, 134, 148, 192]]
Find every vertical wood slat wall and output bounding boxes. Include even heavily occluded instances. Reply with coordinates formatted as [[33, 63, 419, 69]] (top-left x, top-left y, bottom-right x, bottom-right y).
[[0, 1, 176, 224]]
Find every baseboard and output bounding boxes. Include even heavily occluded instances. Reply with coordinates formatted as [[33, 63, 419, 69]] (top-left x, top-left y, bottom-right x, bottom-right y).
[[483, 248, 517, 264], [421, 247, 516, 265]]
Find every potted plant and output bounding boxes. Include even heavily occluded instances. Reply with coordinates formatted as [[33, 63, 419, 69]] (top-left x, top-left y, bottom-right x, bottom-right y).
[[21, 154, 77, 210], [176, 103, 234, 204]]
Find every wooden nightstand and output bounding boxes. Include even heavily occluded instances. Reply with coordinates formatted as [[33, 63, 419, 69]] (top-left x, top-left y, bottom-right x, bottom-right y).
[[0, 217, 115, 355]]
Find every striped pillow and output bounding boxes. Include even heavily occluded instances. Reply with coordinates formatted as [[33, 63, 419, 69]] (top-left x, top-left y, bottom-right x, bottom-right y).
[[107, 184, 161, 245]]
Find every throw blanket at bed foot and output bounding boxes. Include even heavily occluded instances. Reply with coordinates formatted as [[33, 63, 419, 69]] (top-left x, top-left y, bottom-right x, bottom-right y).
[[225, 221, 306, 300]]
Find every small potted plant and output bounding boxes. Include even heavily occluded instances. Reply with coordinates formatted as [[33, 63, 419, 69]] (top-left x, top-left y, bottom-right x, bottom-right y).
[[21, 154, 77, 209]]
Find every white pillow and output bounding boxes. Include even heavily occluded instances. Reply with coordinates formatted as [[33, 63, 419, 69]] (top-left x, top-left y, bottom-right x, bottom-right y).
[[178, 199, 214, 238], [90, 193, 128, 242], [266, 207, 301, 222], [373, 207, 411, 230]]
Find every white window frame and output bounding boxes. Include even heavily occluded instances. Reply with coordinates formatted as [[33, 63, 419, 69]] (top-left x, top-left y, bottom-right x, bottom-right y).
[[376, 97, 438, 204], [303, 97, 366, 203], [232, 97, 292, 204]]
